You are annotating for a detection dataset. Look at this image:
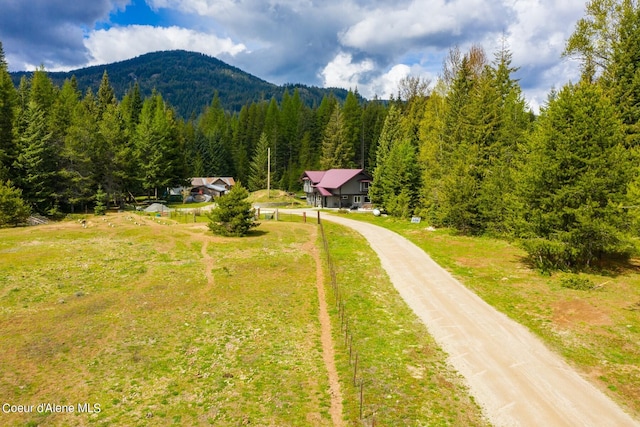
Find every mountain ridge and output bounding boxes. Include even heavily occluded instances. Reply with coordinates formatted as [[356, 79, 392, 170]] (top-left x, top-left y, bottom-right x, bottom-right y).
[[9, 50, 354, 117]]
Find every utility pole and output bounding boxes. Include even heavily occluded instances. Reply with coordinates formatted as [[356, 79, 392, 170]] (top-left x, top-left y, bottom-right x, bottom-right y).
[[267, 147, 271, 199]]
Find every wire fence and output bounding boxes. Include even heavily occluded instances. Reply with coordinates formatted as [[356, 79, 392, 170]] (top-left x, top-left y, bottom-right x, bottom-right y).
[[317, 213, 378, 426]]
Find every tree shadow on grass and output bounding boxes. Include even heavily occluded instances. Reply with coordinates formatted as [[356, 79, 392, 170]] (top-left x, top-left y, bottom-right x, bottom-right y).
[[517, 253, 640, 278], [245, 229, 269, 238]]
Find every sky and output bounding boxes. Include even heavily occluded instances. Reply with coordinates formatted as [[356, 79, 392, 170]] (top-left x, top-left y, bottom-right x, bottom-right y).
[[0, 0, 588, 111]]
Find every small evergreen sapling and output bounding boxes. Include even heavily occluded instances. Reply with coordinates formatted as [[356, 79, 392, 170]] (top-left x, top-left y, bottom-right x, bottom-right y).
[[94, 186, 107, 216], [207, 184, 259, 237]]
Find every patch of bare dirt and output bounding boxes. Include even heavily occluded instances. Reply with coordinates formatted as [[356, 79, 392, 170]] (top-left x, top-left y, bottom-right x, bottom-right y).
[[552, 299, 613, 327], [304, 227, 344, 426]]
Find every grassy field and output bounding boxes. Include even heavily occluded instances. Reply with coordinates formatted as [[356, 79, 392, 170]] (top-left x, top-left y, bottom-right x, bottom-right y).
[[0, 214, 330, 426], [344, 213, 640, 419], [248, 190, 305, 207], [0, 212, 489, 426]]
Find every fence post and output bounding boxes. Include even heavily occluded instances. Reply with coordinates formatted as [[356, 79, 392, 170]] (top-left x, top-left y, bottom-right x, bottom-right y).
[[354, 351, 358, 386], [317, 211, 321, 224], [360, 380, 364, 419], [303, 212, 306, 223]]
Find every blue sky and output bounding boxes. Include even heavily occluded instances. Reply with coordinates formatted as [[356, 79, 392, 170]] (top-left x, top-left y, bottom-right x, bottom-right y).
[[0, 0, 588, 111]]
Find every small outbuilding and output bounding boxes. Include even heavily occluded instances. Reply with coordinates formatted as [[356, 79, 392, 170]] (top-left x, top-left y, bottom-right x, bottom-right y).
[[168, 177, 236, 203]]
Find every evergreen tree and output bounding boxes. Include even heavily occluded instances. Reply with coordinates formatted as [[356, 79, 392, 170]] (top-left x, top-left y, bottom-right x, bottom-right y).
[[248, 132, 270, 191], [135, 93, 175, 198], [121, 82, 144, 133], [369, 105, 403, 208], [94, 185, 107, 215], [429, 55, 479, 230], [362, 96, 388, 170], [207, 183, 258, 237], [474, 47, 530, 234], [98, 102, 129, 202], [418, 82, 448, 221], [97, 70, 117, 118], [197, 93, 234, 177], [0, 42, 17, 179], [14, 101, 59, 214], [377, 138, 420, 218], [29, 66, 56, 117], [320, 104, 354, 169], [0, 180, 31, 227], [60, 90, 98, 211], [517, 81, 633, 268], [342, 89, 363, 167]]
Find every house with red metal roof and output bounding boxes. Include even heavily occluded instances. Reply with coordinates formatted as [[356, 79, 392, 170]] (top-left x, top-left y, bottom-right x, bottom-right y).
[[301, 169, 372, 208]]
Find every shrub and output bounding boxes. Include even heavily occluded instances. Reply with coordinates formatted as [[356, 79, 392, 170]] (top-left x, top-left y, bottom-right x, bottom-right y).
[[521, 238, 572, 273], [559, 275, 595, 291]]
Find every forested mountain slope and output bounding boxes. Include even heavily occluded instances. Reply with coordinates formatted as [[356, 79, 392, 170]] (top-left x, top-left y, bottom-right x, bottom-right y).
[[10, 50, 352, 117]]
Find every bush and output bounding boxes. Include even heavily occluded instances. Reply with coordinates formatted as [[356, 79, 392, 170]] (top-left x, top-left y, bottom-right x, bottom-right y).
[[521, 238, 573, 273], [559, 275, 595, 291], [522, 230, 636, 273]]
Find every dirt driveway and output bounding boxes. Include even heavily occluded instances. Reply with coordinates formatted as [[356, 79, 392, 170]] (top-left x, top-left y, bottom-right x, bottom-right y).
[[315, 212, 638, 427]]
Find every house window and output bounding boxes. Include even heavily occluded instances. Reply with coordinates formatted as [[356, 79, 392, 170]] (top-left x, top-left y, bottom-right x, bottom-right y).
[[341, 195, 349, 200], [353, 196, 362, 204], [360, 181, 370, 191]]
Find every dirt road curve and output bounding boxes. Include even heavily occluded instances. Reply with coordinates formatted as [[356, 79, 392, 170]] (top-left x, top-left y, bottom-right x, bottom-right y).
[[316, 212, 639, 427]]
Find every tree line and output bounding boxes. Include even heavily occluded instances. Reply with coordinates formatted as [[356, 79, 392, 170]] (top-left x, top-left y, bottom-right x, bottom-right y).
[[369, 0, 640, 270], [2, 0, 640, 270], [0, 42, 387, 219]]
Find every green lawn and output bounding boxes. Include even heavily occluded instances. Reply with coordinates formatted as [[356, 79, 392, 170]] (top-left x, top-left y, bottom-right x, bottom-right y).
[[0, 215, 331, 426]]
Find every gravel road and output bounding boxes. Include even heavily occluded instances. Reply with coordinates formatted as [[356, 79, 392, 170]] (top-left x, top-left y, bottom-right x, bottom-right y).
[[316, 212, 639, 427]]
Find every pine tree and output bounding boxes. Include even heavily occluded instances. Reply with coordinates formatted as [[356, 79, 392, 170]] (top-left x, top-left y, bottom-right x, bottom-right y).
[[248, 132, 270, 191], [517, 81, 633, 268], [369, 105, 402, 208], [97, 70, 117, 119], [207, 183, 258, 237], [14, 101, 59, 214], [60, 90, 98, 211], [342, 89, 363, 167], [379, 138, 420, 218], [362, 96, 388, 170], [0, 180, 31, 227], [320, 104, 354, 169], [431, 54, 480, 230], [0, 42, 16, 179]]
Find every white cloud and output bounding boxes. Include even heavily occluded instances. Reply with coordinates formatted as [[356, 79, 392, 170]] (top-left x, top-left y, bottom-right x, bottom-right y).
[[83, 25, 246, 66], [321, 54, 437, 100], [340, 0, 506, 53], [320, 52, 374, 90]]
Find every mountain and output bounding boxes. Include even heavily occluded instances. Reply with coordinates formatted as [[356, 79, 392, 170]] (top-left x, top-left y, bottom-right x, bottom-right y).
[[10, 50, 354, 118]]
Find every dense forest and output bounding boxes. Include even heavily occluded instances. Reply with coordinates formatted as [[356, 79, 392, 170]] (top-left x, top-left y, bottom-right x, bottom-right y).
[[9, 50, 356, 118], [2, 0, 640, 270]]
